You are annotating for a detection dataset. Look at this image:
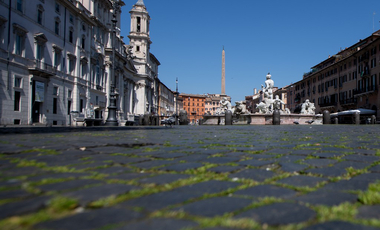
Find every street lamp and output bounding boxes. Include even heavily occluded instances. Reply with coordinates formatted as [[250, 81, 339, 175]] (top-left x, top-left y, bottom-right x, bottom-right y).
[[175, 77, 179, 125], [105, 10, 119, 126]]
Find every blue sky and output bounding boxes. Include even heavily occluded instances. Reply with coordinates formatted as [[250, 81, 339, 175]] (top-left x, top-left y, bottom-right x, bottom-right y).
[[121, 0, 380, 102]]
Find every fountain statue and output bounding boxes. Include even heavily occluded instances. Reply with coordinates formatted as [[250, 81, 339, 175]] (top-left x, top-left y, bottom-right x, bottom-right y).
[[219, 97, 233, 114], [256, 73, 289, 114], [300, 99, 316, 115], [262, 73, 274, 102], [234, 101, 250, 116]]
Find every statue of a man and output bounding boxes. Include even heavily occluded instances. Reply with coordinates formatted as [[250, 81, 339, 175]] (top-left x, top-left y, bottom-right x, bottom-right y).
[[273, 95, 285, 110], [300, 99, 316, 115], [220, 97, 232, 113], [261, 73, 274, 100]]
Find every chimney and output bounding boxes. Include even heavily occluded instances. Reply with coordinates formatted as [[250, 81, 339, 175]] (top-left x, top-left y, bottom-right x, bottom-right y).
[[254, 88, 257, 95]]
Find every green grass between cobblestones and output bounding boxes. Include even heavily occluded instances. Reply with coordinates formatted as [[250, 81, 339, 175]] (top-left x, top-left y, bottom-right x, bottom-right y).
[[1, 128, 380, 230]]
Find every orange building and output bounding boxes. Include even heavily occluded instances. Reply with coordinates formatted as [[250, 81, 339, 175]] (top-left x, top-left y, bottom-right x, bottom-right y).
[[180, 93, 206, 124]]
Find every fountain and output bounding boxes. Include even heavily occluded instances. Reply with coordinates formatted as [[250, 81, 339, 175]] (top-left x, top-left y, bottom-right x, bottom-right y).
[[202, 73, 322, 125]]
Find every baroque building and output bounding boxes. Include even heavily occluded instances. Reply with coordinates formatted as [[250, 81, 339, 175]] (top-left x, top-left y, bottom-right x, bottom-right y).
[[0, 0, 160, 125], [288, 30, 380, 118]]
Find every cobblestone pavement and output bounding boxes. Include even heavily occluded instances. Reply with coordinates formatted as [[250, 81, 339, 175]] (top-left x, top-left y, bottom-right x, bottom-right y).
[[0, 125, 380, 230]]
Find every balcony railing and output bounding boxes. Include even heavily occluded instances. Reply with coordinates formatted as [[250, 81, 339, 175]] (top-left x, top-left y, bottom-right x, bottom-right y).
[[354, 85, 377, 96], [28, 60, 57, 77], [340, 98, 357, 105], [319, 102, 337, 107]]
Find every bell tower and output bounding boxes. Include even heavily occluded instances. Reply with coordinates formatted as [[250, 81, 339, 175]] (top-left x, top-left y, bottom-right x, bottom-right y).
[[129, 0, 151, 73]]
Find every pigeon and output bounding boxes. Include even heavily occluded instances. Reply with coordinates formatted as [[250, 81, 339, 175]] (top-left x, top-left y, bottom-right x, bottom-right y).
[[293, 121, 299, 125], [305, 120, 314, 124]]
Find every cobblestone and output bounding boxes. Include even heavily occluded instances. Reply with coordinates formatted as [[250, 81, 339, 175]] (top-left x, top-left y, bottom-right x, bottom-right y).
[[0, 125, 380, 230]]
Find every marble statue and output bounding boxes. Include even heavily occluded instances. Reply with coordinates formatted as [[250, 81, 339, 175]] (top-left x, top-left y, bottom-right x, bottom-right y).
[[273, 95, 285, 110], [256, 102, 269, 114], [284, 108, 291, 114], [255, 73, 290, 114], [234, 101, 249, 115], [300, 99, 316, 115], [220, 97, 233, 114], [262, 73, 274, 101]]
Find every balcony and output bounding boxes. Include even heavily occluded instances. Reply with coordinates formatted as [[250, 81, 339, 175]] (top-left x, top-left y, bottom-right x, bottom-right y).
[[360, 67, 370, 78], [340, 98, 357, 106], [28, 60, 57, 77], [319, 102, 337, 108], [354, 85, 377, 97]]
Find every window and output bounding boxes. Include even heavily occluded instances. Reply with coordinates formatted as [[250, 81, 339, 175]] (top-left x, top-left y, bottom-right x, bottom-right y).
[[55, 18, 60, 35], [34, 33, 47, 62], [81, 61, 87, 78], [81, 35, 85, 49], [68, 90, 72, 98], [67, 100, 71, 115], [14, 91, 21, 111], [136, 46, 140, 52], [55, 3, 60, 13], [54, 50, 60, 68], [80, 99, 84, 112], [69, 58, 75, 73], [36, 43, 43, 61], [371, 58, 376, 68], [67, 54, 76, 74], [53, 98, 57, 114], [15, 34, 22, 55], [53, 86, 59, 96], [16, 0, 23, 12], [37, 8, 44, 25], [136, 17, 141, 32], [69, 28, 74, 43], [69, 14, 74, 24], [14, 77, 22, 88]]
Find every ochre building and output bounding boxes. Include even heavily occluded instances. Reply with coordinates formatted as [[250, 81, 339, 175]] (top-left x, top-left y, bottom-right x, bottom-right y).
[[288, 30, 380, 118], [180, 93, 205, 124]]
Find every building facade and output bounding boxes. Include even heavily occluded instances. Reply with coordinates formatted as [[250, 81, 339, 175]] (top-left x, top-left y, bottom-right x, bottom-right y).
[[180, 93, 205, 124], [0, 0, 160, 125], [158, 80, 175, 117], [288, 30, 380, 118]]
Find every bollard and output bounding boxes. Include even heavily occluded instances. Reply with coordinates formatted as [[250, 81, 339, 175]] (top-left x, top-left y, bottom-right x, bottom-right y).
[[323, 110, 331, 124], [354, 112, 360, 125], [333, 117, 339, 124], [273, 109, 281, 125], [143, 113, 150, 126], [139, 115, 144, 126], [225, 110, 233, 125], [371, 115, 376, 124], [152, 115, 159, 126], [179, 110, 188, 125]]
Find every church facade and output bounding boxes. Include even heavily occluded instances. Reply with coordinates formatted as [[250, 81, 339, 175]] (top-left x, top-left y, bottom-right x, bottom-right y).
[[0, 0, 160, 125]]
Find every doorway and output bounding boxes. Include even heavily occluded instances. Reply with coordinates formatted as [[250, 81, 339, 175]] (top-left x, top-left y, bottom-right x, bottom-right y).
[[32, 101, 41, 123], [32, 80, 44, 123]]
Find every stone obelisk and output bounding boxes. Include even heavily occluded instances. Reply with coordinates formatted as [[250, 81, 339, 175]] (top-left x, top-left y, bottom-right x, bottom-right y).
[[221, 47, 226, 96]]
